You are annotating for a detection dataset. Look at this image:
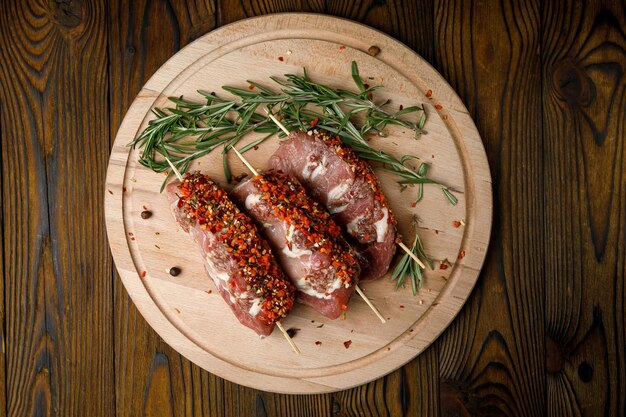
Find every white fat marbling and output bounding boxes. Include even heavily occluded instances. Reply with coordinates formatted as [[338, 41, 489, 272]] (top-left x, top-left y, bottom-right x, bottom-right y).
[[282, 245, 312, 258], [374, 207, 389, 242], [301, 155, 326, 179], [296, 277, 343, 299], [245, 193, 262, 210], [346, 214, 366, 235], [327, 181, 350, 203], [248, 297, 264, 316]]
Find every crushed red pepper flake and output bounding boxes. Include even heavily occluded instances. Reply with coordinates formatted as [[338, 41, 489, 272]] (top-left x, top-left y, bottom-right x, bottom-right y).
[[435, 104, 443, 110], [343, 340, 352, 349], [176, 173, 295, 325], [248, 84, 254, 90], [206, 289, 213, 294], [310, 117, 319, 127], [426, 89, 433, 98], [453, 220, 462, 228], [278, 56, 284, 61], [458, 250, 466, 259], [399, 104, 404, 110], [341, 304, 348, 311], [439, 263, 448, 270], [108, 189, 113, 195], [338, 45, 346, 50], [123, 186, 127, 192], [315, 341, 322, 346], [141, 271, 147, 278]]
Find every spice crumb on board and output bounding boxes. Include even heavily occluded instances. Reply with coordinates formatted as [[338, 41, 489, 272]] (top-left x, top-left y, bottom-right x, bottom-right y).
[[458, 250, 466, 259], [141, 210, 152, 219], [453, 220, 465, 228], [367, 45, 381, 56], [435, 104, 443, 110], [155, 232, 160, 235], [248, 84, 254, 90], [399, 305, 404, 309], [343, 340, 352, 349], [173, 308, 181, 314], [206, 290, 213, 294], [426, 89, 433, 98], [287, 328, 300, 338], [338, 45, 346, 50], [316, 324, 324, 328], [154, 245, 160, 249], [278, 56, 284, 61], [140, 271, 146, 278], [315, 341, 322, 346], [107, 189, 113, 195], [123, 186, 127, 192]]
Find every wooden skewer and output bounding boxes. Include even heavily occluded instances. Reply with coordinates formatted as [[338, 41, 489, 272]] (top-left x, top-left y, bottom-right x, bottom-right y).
[[276, 322, 300, 354], [166, 157, 299, 352], [263, 109, 427, 271], [166, 157, 184, 181], [264, 109, 290, 135], [397, 242, 426, 269], [231, 146, 386, 324]]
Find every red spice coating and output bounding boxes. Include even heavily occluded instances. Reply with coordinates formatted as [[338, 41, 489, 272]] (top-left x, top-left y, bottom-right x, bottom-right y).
[[252, 172, 360, 287], [177, 173, 295, 324]]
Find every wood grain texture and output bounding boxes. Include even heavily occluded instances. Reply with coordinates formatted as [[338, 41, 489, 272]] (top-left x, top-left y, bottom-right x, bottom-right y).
[[542, 1, 626, 416], [434, 0, 546, 416], [107, 1, 230, 417], [0, 0, 115, 416]]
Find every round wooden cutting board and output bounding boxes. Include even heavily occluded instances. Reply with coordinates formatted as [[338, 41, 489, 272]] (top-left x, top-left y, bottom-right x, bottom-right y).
[[105, 14, 492, 394]]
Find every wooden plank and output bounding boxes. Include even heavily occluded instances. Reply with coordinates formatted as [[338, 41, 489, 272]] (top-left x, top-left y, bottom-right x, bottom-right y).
[[0, 1, 115, 416], [434, 0, 546, 415], [107, 1, 227, 416], [541, 1, 626, 415], [0, 100, 5, 417]]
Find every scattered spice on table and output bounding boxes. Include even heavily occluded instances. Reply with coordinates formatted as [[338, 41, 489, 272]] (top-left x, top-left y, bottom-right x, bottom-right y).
[[426, 89, 433, 98], [317, 324, 324, 328], [367, 45, 380, 56], [278, 56, 284, 61], [344, 340, 352, 349], [458, 250, 466, 259], [315, 341, 322, 346], [141, 210, 152, 219], [140, 271, 146, 278], [287, 328, 300, 338], [169, 267, 181, 276]]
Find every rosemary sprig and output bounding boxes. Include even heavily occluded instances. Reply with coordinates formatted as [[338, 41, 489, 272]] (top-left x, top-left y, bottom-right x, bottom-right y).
[[391, 218, 434, 295], [130, 62, 456, 204]]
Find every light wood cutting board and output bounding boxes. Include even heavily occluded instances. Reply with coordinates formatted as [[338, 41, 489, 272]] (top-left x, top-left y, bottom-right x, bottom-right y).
[[105, 13, 492, 394]]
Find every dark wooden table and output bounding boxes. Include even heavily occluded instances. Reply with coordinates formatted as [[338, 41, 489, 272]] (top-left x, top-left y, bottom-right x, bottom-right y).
[[2, 1, 625, 416]]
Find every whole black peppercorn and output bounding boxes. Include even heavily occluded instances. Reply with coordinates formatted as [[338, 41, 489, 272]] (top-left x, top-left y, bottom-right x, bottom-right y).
[[169, 267, 181, 276], [141, 210, 152, 219]]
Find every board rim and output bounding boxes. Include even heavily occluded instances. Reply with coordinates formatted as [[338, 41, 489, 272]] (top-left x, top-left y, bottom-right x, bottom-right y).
[[105, 13, 492, 394]]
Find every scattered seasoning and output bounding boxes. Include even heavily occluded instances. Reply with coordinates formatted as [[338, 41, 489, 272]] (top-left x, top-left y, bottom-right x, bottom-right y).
[[400, 305, 405, 309], [409, 329, 414, 333], [458, 250, 466, 259], [341, 304, 348, 311], [140, 271, 147, 278], [123, 187, 127, 192], [141, 210, 152, 219], [128, 232, 134, 236], [341, 313, 347, 320], [278, 56, 284, 61], [434, 230, 439, 234], [439, 263, 448, 270], [387, 347, 391, 351], [435, 104, 443, 110], [130, 237, 135, 241], [286, 328, 300, 338], [176, 173, 295, 324], [248, 84, 254, 90], [206, 289, 213, 294], [439, 259, 452, 270], [338, 45, 346, 51], [107, 189, 113, 195], [316, 323, 324, 328], [173, 308, 181, 314], [432, 154, 435, 159], [453, 220, 462, 228], [343, 340, 352, 349], [169, 267, 181, 276], [155, 232, 160, 235], [411, 202, 417, 208], [154, 245, 160, 249], [367, 45, 381, 56], [143, 205, 148, 210], [399, 104, 404, 110], [364, 83, 370, 89], [315, 341, 322, 346], [311, 117, 319, 127], [426, 89, 433, 98], [253, 145, 259, 151]]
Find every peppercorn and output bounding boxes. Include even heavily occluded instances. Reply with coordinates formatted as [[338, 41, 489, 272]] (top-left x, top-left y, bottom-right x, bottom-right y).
[[141, 210, 152, 219], [169, 267, 181, 276]]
